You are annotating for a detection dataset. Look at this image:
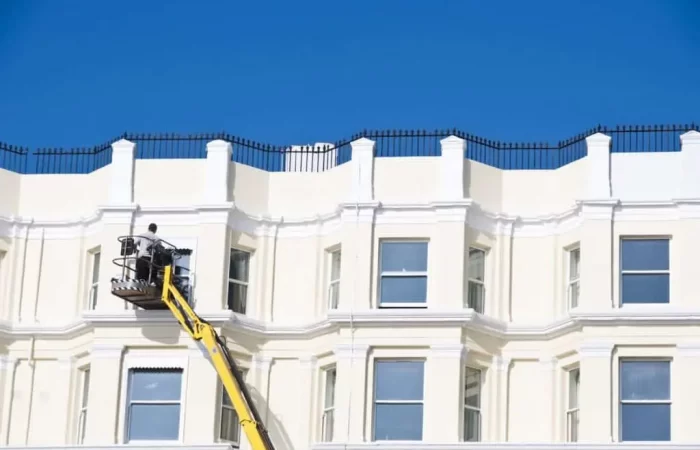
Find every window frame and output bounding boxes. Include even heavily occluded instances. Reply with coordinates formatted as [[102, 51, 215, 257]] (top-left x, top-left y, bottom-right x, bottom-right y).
[[567, 247, 580, 310], [463, 366, 482, 442], [618, 358, 672, 442], [327, 248, 341, 310], [466, 247, 487, 313], [218, 368, 249, 446], [619, 237, 670, 305], [76, 366, 91, 444], [228, 248, 251, 314], [119, 355, 188, 444], [87, 249, 101, 310], [566, 367, 580, 442], [377, 239, 429, 308], [371, 358, 425, 441], [321, 366, 337, 442]]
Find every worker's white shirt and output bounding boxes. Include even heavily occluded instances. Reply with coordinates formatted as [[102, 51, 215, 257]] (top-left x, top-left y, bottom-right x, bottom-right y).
[[136, 231, 160, 258]]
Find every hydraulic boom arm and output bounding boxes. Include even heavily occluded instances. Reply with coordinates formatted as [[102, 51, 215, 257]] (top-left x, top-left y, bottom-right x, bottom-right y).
[[160, 265, 275, 450]]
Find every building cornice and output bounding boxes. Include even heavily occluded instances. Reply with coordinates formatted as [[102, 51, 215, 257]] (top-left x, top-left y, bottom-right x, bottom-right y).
[[5, 197, 700, 240], [312, 442, 700, 450], [4, 307, 700, 342]]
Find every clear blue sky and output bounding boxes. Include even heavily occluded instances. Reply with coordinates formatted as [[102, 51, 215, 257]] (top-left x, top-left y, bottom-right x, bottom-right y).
[[1, 0, 699, 149]]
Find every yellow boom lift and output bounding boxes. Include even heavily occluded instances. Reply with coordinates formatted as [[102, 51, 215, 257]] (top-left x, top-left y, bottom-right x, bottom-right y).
[[110, 235, 275, 450]]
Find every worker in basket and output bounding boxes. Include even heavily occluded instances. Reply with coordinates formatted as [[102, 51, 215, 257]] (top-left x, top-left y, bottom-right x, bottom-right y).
[[135, 223, 163, 284]]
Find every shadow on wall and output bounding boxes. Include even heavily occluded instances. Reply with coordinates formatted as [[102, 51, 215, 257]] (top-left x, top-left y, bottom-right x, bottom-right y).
[[247, 384, 295, 450]]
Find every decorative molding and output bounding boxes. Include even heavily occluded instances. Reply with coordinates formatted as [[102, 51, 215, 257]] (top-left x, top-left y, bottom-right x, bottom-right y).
[[429, 343, 466, 360], [6, 198, 700, 240], [676, 341, 700, 357], [90, 343, 125, 359], [0, 355, 18, 370], [1, 446, 233, 450], [539, 356, 558, 370], [57, 356, 77, 370], [312, 442, 700, 450], [579, 340, 615, 358], [8, 307, 700, 343], [492, 355, 511, 371], [298, 355, 318, 368], [334, 343, 370, 360]]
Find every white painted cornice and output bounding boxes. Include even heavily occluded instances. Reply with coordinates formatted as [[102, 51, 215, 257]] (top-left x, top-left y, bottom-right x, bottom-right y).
[[5, 307, 700, 342], [313, 442, 700, 450], [5, 197, 700, 240]]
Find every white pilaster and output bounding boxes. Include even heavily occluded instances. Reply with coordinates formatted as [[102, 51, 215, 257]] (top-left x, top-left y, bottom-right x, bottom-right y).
[[673, 342, 700, 441], [539, 356, 558, 441], [84, 344, 124, 445], [680, 130, 700, 199], [204, 140, 233, 204], [108, 139, 136, 205], [490, 355, 511, 441], [439, 135, 466, 200], [584, 133, 612, 199], [348, 138, 375, 203], [425, 344, 465, 441], [0, 356, 18, 446], [297, 355, 318, 446], [578, 341, 614, 443], [332, 343, 369, 442]]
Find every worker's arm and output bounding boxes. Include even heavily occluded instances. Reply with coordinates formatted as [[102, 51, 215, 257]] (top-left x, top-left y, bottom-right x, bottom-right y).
[[160, 265, 275, 450]]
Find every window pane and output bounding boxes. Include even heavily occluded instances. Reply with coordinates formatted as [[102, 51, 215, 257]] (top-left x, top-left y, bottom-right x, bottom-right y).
[[467, 281, 485, 313], [331, 251, 341, 280], [129, 370, 183, 401], [128, 404, 181, 440], [568, 369, 579, 408], [468, 248, 485, 281], [375, 361, 424, 401], [220, 407, 240, 442], [621, 404, 670, 441], [621, 273, 669, 304], [464, 408, 480, 441], [380, 242, 428, 272], [228, 282, 247, 314], [569, 249, 580, 280], [92, 252, 101, 283], [82, 369, 91, 408], [380, 276, 427, 304], [229, 250, 250, 281], [621, 239, 669, 271], [620, 361, 670, 401], [324, 369, 336, 408], [464, 368, 481, 408], [373, 403, 423, 440]]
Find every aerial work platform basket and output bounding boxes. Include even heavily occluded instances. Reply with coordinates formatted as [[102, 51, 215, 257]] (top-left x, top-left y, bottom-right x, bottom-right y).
[[110, 235, 191, 310]]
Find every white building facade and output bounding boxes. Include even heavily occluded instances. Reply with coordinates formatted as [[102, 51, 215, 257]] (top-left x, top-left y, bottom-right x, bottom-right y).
[[1, 126, 700, 450]]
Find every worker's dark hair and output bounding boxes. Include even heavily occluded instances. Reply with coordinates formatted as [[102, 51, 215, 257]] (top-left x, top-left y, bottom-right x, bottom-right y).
[[148, 223, 157, 233]]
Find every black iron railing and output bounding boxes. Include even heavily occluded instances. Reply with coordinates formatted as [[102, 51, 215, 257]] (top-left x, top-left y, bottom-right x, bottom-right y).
[[0, 124, 697, 174]]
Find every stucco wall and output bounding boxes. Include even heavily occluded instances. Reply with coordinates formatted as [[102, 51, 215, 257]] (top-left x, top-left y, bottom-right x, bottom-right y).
[[1, 132, 700, 449]]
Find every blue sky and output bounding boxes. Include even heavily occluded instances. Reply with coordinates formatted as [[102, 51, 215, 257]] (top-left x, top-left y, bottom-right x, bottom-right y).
[[0, 0, 699, 149]]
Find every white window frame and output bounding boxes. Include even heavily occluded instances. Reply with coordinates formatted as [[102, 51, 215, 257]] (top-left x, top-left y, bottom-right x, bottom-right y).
[[219, 368, 248, 446], [463, 366, 482, 442], [119, 354, 188, 444], [618, 358, 672, 442], [466, 247, 486, 313], [378, 240, 429, 308], [76, 366, 90, 444], [321, 366, 336, 442], [566, 368, 580, 442], [228, 248, 251, 314], [87, 249, 101, 310], [372, 358, 425, 441], [327, 249, 341, 310], [619, 237, 670, 305], [567, 247, 580, 310]]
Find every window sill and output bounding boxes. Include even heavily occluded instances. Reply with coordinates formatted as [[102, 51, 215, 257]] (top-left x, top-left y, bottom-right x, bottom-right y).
[[378, 303, 428, 309]]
